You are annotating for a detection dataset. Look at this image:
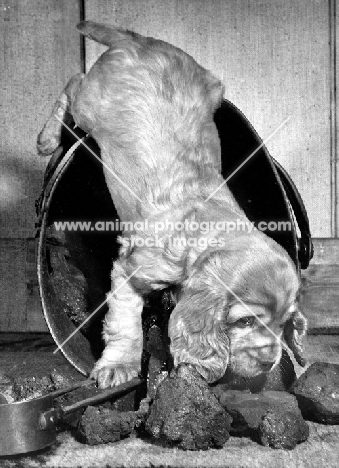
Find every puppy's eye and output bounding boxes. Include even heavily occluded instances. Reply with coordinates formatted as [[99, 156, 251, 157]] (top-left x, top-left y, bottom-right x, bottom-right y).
[[235, 316, 255, 328]]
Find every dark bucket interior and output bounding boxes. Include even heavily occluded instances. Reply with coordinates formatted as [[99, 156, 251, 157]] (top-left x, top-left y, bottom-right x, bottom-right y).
[[37, 99, 298, 376]]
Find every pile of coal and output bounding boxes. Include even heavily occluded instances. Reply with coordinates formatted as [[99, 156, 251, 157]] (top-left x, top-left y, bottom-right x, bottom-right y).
[[5, 368, 79, 404], [259, 409, 309, 450], [78, 406, 137, 445], [56, 382, 137, 431], [12, 375, 55, 402], [292, 362, 339, 424], [50, 369, 140, 438], [145, 364, 232, 450], [54, 379, 111, 429], [213, 389, 309, 450]]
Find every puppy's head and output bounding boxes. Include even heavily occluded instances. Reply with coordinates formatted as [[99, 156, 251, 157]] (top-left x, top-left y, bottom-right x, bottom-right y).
[[169, 234, 307, 383], [225, 302, 306, 379]]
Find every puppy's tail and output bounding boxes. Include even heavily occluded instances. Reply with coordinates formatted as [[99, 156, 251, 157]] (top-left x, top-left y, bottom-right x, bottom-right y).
[[37, 73, 84, 156], [77, 21, 142, 47]]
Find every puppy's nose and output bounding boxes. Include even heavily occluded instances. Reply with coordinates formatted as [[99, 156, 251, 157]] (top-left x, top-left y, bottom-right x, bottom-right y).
[[259, 360, 276, 371]]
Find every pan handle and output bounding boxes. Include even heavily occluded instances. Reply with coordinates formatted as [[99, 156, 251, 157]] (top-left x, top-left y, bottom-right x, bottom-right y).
[[39, 378, 143, 430], [47, 378, 95, 399]]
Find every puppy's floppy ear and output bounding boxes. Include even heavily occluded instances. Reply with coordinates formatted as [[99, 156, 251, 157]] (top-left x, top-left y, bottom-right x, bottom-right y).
[[37, 73, 84, 156], [168, 286, 229, 383], [284, 308, 308, 367], [77, 21, 142, 47]]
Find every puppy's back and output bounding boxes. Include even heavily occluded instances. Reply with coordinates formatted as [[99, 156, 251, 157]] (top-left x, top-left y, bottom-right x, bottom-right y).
[[74, 22, 225, 215]]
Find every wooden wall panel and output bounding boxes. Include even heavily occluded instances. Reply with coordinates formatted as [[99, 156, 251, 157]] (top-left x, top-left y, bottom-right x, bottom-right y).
[[0, 239, 47, 332], [334, 0, 339, 236], [0, 0, 81, 331], [0, 240, 27, 331], [301, 239, 339, 330], [0, 0, 81, 238], [0, 0, 335, 331], [84, 0, 332, 238]]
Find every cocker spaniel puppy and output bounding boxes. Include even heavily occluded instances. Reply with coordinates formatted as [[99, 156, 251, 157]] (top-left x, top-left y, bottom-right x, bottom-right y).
[[37, 21, 307, 388]]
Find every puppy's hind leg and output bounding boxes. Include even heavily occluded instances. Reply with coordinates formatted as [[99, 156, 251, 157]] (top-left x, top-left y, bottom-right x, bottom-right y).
[[37, 73, 84, 156], [91, 262, 144, 388]]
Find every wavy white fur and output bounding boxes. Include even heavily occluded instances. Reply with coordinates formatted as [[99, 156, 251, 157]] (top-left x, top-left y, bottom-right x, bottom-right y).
[[37, 21, 307, 388]]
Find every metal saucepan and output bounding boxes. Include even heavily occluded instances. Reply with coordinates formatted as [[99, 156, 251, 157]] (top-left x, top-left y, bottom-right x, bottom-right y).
[[0, 377, 142, 456]]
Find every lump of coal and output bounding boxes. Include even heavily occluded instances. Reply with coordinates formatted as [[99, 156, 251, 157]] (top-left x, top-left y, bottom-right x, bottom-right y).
[[1, 358, 82, 404], [52, 372, 137, 430], [214, 389, 298, 429], [11, 366, 81, 404], [259, 409, 309, 450], [78, 406, 137, 445], [292, 362, 339, 424], [213, 389, 309, 449], [145, 364, 232, 450], [54, 380, 107, 429], [12, 375, 54, 401]]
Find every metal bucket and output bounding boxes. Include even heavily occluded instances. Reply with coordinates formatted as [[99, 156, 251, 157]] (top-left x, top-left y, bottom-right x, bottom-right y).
[[36, 99, 313, 376]]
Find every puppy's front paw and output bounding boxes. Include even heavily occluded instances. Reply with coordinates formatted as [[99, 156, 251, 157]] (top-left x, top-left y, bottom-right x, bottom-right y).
[[91, 362, 140, 388]]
